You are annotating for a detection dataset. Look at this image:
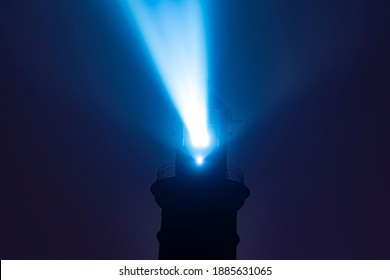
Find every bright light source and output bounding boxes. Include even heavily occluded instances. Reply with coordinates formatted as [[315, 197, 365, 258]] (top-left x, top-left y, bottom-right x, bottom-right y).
[[127, 0, 209, 154], [195, 156, 204, 165], [191, 131, 210, 148]]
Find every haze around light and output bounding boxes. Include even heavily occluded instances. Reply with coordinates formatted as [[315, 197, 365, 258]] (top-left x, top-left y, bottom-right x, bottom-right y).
[[127, 0, 210, 151]]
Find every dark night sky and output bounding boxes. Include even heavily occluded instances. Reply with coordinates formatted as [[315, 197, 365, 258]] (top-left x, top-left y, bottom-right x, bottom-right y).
[[1, 0, 390, 259]]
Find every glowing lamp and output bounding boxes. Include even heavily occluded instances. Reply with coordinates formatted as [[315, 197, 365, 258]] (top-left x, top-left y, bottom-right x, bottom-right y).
[[191, 133, 210, 148], [195, 156, 204, 165]]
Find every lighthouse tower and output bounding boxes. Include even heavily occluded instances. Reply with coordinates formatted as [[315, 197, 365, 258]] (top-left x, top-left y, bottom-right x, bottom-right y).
[[151, 97, 249, 259]]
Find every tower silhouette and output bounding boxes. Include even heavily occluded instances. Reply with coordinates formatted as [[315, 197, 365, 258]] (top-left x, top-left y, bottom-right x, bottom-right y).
[[151, 97, 249, 259]]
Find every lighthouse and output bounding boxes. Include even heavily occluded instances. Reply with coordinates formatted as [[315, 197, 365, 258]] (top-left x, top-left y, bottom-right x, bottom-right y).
[[151, 97, 249, 259]]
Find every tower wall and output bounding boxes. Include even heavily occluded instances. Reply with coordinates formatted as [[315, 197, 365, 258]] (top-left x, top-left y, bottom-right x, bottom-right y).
[[151, 177, 249, 259]]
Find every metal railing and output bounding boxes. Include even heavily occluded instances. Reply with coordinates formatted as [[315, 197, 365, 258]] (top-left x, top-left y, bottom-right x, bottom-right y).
[[157, 162, 176, 180], [156, 161, 245, 184], [226, 164, 245, 184]]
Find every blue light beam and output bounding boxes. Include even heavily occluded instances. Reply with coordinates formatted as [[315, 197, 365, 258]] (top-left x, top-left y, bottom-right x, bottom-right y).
[[127, 0, 210, 150]]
